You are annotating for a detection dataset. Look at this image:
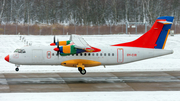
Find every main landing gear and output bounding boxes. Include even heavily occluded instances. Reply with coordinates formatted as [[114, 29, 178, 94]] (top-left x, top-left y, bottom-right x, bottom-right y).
[[78, 67, 86, 75], [77, 63, 86, 75], [15, 65, 20, 72]]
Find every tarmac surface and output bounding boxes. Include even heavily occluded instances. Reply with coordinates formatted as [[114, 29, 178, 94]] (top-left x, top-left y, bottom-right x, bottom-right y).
[[0, 71, 180, 92]]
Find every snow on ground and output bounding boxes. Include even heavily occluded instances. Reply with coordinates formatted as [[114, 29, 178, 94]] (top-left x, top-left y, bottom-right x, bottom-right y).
[[1, 92, 180, 101], [0, 34, 180, 73]]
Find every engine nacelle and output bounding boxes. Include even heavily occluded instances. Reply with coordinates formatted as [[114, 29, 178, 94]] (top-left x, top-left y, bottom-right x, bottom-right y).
[[58, 40, 71, 45], [59, 45, 85, 56]]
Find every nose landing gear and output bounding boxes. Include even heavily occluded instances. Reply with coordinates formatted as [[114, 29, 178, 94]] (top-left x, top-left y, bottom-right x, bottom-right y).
[[15, 67, 19, 71], [15, 65, 20, 72], [77, 63, 86, 75]]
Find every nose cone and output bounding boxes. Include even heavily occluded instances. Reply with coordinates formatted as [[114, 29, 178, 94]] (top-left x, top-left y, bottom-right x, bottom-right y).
[[4, 55, 9, 62]]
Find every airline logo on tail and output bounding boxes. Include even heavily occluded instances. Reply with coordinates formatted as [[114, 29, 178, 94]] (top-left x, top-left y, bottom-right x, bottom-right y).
[[112, 16, 174, 49]]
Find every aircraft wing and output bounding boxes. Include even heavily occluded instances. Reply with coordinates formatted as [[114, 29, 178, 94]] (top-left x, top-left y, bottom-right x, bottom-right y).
[[71, 34, 91, 49], [70, 34, 101, 52]]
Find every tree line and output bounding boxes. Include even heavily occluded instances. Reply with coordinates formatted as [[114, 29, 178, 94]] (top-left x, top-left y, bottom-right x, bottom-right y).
[[0, 0, 180, 25]]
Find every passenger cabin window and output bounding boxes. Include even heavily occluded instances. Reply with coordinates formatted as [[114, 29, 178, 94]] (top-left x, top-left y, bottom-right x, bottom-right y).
[[76, 54, 78, 56], [108, 53, 110, 56], [100, 53, 102, 56], [92, 53, 94, 56], [14, 49, 26, 53], [52, 53, 54, 56], [96, 53, 98, 56], [80, 53, 82, 56], [112, 53, 114, 56], [84, 53, 87, 56], [104, 53, 106, 56], [88, 53, 90, 56]]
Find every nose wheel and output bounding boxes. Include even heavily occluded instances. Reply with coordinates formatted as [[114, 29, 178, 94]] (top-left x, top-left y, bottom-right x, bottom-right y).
[[78, 67, 86, 75], [15, 65, 20, 72], [15, 67, 19, 71]]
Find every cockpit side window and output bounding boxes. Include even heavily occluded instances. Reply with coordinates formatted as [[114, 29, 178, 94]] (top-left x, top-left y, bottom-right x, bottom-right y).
[[22, 49, 26, 53], [14, 49, 26, 53]]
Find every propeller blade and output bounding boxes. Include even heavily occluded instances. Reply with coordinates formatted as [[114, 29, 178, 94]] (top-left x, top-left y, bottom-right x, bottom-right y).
[[57, 39, 59, 56], [57, 51, 59, 56], [50, 36, 56, 46], [57, 39, 59, 48], [54, 36, 56, 44]]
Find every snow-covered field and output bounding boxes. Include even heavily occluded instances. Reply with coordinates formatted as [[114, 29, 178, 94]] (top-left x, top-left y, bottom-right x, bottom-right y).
[[1, 92, 180, 101], [0, 34, 180, 101]]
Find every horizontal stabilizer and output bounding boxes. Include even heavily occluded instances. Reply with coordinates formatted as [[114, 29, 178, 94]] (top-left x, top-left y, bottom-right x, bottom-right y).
[[158, 21, 173, 24]]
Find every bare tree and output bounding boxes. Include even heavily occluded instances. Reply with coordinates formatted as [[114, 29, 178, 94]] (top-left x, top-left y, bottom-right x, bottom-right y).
[[1, 0, 180, 25], [0, 0, 6, 24]]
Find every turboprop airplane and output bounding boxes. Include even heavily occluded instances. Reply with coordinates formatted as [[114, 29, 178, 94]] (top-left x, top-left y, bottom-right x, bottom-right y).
[[4, 16, 174, 75]]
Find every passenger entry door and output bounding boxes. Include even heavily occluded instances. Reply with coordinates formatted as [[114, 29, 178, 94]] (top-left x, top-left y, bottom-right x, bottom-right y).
[[117, 48, 124, 63], [32, 49, 43, 63]]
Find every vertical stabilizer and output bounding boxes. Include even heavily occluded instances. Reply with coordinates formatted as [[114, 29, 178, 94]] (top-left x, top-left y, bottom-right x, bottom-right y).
[[112, 16, 174, 49]]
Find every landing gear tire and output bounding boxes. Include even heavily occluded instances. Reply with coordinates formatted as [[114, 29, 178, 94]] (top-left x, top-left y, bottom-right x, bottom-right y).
[[78, 67, 86, 75], [15, 67, 19, 72], [81, 69, 86, 75], [78, 67, 82, 71]]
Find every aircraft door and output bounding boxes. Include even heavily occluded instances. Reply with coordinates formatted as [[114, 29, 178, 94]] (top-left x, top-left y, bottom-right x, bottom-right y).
[[32, 49, 43, 63], [47, 51, 51, 59], [117, 48, 124, 63]]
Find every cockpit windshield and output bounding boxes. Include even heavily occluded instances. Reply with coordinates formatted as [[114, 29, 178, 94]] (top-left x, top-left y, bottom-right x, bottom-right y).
[[14, 49, 26, 53]]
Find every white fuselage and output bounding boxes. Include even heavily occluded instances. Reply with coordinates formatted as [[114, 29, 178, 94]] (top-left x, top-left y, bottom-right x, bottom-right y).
[[8, 45, 173, 66]]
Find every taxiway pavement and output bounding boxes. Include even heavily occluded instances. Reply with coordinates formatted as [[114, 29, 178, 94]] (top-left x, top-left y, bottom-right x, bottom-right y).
[[0, 71, 180, 92]]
